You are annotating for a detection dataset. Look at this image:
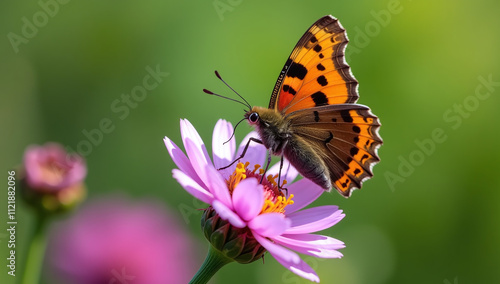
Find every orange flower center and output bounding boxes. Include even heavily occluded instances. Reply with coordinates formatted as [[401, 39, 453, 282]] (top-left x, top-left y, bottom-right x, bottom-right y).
[[39, 158, 69, 186], [226, 162, 294, 214]]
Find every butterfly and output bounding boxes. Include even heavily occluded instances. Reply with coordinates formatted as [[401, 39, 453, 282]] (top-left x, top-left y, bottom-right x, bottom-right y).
[[206, 15, 382, 197]]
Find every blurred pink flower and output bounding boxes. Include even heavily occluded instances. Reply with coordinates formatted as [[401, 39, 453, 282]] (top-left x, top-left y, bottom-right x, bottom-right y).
[[20, 142, 87, 211], [23, 142, 86, 192], [164, 119, 345, 282], [47, 196, 197, 284]]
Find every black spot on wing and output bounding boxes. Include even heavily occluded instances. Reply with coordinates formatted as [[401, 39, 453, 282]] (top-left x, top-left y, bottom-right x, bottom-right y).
[[287, 62, 308, 80], [317, 75, 328, 86], [352, 126, 361, 133], [350, 147, 359, 156], [282, 84, 297, 95], [361, 154, 369, 163], [324, 131, 334, 144], [313, 111, 320, 122], [340, 110, 353, 122], [310, 35, 318, 43], [313, 45, 322, 52], [319, 53, 324, 59], [354, 168, 361, 175], [316, 63, 325, 71], [311, 91, 328, 106]]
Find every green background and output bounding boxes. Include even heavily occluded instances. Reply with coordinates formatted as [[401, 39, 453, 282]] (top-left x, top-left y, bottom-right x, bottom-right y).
[[1, 0, 499, 283]]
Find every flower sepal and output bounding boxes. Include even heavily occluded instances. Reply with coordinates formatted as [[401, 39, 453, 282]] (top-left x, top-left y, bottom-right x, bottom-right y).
[[20, 173, 86, 214], [202, 207, 266, 264]]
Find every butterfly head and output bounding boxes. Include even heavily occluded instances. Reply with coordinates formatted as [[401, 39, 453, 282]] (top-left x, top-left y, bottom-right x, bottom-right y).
[[244, 106, 277, 127]]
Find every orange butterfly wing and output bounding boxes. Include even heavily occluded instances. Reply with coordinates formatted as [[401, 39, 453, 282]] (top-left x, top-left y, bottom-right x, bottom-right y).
[[269, 15, 358, 114], [269, 15, 382, 196]]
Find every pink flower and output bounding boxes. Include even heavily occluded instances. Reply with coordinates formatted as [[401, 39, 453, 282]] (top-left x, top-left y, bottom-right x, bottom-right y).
[[47, 196, 197, 284], [23, 143, 86, 192], [21, 143, 87, 211], [164, 119, 345, 282]]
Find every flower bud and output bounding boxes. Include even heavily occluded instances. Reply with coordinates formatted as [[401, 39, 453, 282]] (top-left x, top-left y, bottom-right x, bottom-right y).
[[19, 143, 87, 213], [201, 207, 266, 264]]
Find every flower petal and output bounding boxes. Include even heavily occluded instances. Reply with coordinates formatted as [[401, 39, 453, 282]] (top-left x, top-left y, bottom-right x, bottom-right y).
[[172, 169, 213, 204], [274, 234, 344, 258], [180, 119, 212, 186], [232, 178, 264, 221], [212, 200, 245, 228], [275, 256, 320, 283], [235, 131, 267, 167], [277, 234, 345, 250], [267, 158, 299, 184], [205, 165, 232, 210], [164, 137, 203, 185], [248, 213, 290, 238], [212, 119, 236, 178], [285, 206, 345, 234], [284, 178, 325, 214], [180, 119, 212, 164], [254, 234, 319, 283], [253, 234, 300, 264]]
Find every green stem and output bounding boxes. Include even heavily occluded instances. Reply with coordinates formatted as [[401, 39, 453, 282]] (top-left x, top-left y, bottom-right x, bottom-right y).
[[189, 246, 233, 284], [20, 214, 48, 284]]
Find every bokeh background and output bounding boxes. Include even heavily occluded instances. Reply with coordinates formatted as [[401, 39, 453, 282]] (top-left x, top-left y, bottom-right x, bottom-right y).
[[1, 0, 499, 283]]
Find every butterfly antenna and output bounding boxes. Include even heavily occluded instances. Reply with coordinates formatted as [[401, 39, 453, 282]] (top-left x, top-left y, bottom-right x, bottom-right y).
[[203, 89, 250, 109], [214, 70, 252, 110], [223, 117, 246, 145]]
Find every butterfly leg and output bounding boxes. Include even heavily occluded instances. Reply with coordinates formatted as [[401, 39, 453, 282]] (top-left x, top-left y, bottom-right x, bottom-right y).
[[260, 152, 272, 184], [276, 156, 289, 196], [218, 137, 263, 170]]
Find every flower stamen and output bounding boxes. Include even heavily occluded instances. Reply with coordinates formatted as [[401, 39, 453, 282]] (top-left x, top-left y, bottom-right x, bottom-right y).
[[226, 162, 294, 214], [261, 194, 294, 214]]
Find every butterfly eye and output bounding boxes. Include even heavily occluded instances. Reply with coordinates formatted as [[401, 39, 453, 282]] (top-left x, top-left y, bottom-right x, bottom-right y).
[[248, 112, 259, 123]]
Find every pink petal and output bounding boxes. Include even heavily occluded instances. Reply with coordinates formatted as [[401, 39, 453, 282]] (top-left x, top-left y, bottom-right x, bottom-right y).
[[164, 137, 203, 186], [180, 119, 212, 187], [232, 178, 264, 221], [212, 119, 236, 178], [212, 200, 245, 228], [274, 234, 344, 258], [254, 234, 319, 283], [268, 158, 299, 184], [285, 206, 345, 234], [284, 179, 325, 214], [180, 119, 211, 164], [172, 169, 213, 204], [253, 234, 300, 264], [277, 234, 345, 250], [248, 213, 290, 238], [205, 165, 232, 210], [275, 256, 320, 283], [235, 131, 267, 167]]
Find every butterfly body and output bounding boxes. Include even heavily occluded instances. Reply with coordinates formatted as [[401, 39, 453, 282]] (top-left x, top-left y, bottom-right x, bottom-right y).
[[246, 106, 332, 189], [245, 15, 382, 197]]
